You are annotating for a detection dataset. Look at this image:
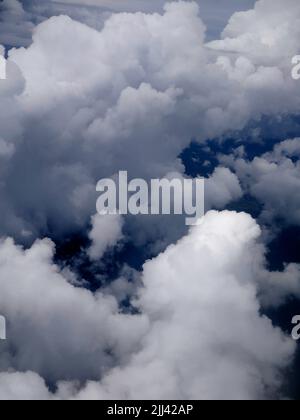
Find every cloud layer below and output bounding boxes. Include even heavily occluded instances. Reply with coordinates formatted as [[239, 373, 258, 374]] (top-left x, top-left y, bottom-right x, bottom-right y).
[[0, 211, 295, 400]]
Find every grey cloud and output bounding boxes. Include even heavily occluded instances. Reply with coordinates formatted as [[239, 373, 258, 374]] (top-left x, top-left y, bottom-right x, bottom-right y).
[[0, 0, 256, 48], [221, 138, 300, 227], [0, 211, 295, 399], [0, 0, 299, 400], [0, 0, 34, 47], [0, 1, 298, 245]]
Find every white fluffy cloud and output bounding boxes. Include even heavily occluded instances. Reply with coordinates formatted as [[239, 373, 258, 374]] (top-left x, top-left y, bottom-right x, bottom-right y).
[[51, 0, 256, 19], [205, 167, 242, 209], [0, 237, 147, 384], [0, 0, 300, 400], [0, 211, 296, 400], [0, 1, 256, 51], [221, 138, 300, 226], [0, 0, 34, 47], [0, 0, 298, 243], [0, 372, 52, 401], [258, 263, 300, 308], [88, 214, 124, 260], [208, 0, 300, 66]]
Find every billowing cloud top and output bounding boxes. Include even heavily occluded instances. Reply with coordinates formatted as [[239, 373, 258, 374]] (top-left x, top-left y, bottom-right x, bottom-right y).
[[0, 0, 299, 241]]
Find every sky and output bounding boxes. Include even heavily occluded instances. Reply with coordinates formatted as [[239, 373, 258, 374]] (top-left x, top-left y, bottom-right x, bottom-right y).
[[0, 0, 256, 46], [0, 0, 300, 401], [55, 0, 257, 39]]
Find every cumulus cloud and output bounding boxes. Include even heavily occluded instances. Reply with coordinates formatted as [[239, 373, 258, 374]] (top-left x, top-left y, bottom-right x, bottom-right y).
[[0, 0, 34, 47], [220, 138, 300, 226], [118, 168, 242, 254], [0, 372, 52, 401], [258, 263, 300, 308], [205, 167, 243, 210], [0, 0, 298, 244], [0, 211, 296, 400], [0, 0, 111, 48], [0, 236, 147, 384], [0, 0, 300, 401], [84, 211, 294, 401], [51, 0, 256, 21], [88, 214, 123, 261], [208, 0, 300, 66], [3, 0, 255, 43]]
